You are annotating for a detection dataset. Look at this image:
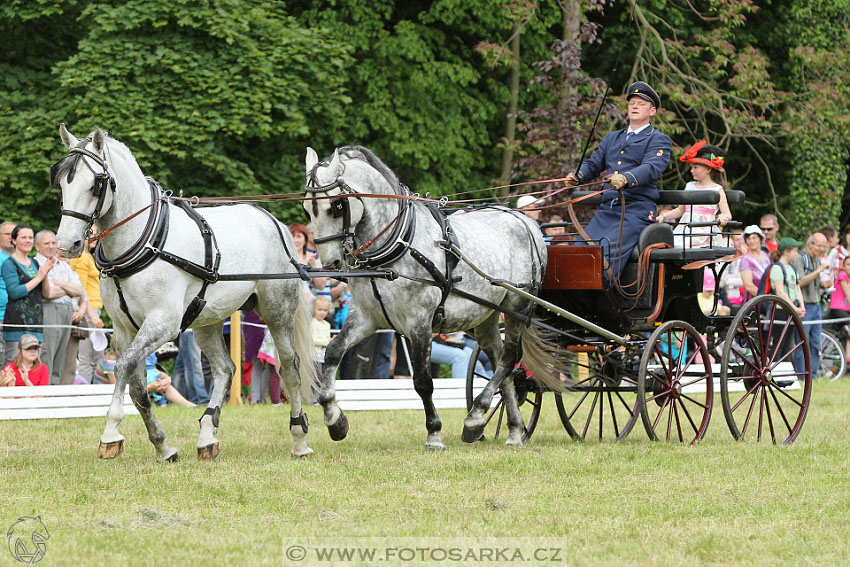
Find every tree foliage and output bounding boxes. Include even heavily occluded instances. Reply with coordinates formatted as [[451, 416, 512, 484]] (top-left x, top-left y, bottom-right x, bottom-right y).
[[0, 0, 848, 237]]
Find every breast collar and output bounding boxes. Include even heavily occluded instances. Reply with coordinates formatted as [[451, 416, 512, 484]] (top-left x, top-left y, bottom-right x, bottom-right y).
[[305, 159, 416, 270], [94, 178, 169, 279]]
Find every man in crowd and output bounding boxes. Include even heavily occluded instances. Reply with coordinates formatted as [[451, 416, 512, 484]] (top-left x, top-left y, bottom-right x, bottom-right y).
[[35, 230, 86, 384], [70, 225, 105, 383], [759, 214, 780, 254], [564, 81, 672, 279], [791, 232, 830, 376], [517, 195, 542, 222]]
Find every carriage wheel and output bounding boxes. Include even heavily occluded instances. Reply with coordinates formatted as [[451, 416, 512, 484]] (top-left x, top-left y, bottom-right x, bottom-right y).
[[720, 295, 812, 445], [554, 351, 641, 442], [637, 320, 713, 445], [819, 330, 846, 382], [465, 343, 542, 442]]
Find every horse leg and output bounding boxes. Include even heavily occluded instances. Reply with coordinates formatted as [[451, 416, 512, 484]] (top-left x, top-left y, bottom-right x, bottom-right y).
[[407, 327, 444, 450], [266, 316, 313, 458], [318, 308, 376, 441], [98, 330, 130, 459], [192, 324, 234, 461], [114, 321, 179, 462], [463, 317, 526, 446]]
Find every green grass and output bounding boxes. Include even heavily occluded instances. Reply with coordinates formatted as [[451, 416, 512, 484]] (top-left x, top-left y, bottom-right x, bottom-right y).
[[3, 379, 850, 566]]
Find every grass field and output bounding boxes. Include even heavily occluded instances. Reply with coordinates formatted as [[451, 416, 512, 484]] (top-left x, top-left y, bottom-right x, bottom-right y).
[[3, 378, 850, 566]]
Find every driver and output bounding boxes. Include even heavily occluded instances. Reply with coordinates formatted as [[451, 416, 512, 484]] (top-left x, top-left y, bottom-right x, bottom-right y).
[[565, 81, 672, 279]]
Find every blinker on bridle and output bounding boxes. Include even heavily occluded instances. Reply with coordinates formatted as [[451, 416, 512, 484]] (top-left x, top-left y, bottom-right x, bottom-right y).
[[304, 159, 360, 253], [51, 136, 116, 235]]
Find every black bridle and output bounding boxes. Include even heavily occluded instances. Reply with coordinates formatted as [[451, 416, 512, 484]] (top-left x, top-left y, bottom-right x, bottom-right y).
[[304, 159, 361, 256], [50, 137, 116, 236]]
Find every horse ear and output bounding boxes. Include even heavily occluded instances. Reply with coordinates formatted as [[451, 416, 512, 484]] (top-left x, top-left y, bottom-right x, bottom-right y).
[[328, 148, 342, 178], [305, 147, 319, 174], [92, 128, 105, 153], [59, 123, 77, 148]]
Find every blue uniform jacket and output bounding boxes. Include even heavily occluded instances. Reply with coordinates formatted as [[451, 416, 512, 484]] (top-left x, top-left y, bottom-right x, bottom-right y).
[[576, 124, 672, 205]]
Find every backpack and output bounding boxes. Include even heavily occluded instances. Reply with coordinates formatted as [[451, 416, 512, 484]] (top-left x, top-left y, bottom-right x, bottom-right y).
[[756, 261, 792, 314]]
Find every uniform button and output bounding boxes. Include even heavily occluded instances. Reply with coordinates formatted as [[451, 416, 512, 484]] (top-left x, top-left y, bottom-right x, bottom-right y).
[[620, 151, 624, 154], [614, 171, 619, 174], [617, 161, 622, 165]]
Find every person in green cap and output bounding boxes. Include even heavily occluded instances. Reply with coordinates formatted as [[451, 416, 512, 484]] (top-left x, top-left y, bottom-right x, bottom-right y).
[[767, 236, 807, 373]]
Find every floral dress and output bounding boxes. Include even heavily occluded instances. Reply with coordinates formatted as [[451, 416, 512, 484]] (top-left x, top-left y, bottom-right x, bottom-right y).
[[672, 181, 723, 248]]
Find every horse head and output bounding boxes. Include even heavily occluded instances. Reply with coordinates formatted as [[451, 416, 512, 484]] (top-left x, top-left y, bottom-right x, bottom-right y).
[[303, 147, 366, 269], [53, 124, 116, 258]]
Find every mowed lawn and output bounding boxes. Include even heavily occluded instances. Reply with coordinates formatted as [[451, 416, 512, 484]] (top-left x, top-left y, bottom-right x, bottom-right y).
[[3, 379, 850, 567]]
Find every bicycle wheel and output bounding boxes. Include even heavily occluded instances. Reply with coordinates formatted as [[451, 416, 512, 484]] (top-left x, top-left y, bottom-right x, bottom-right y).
[[819, 330, 846, 381]]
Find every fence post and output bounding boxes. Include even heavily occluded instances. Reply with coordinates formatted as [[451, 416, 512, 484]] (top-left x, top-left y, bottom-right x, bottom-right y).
[[229, 311, 243, 406]]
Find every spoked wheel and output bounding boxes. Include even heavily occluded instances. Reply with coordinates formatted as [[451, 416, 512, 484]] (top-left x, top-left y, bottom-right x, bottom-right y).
[[637, 320, 713, 444], [720, 295, 812, 445], [465, 343, 542, 442], [554, 350, 641, 441], [820, 330, 846, 381]]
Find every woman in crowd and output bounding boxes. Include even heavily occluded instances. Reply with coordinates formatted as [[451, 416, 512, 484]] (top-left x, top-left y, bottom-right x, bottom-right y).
[[1, 225, 53, 364], [739, 225, 770, 303], [829, 255, 850, 362], [289, 223, 327, 301], [1, 334, 48, 386], [657, 140, 732, 248]]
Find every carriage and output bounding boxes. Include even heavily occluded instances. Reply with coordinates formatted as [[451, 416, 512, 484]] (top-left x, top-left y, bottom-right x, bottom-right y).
[[51, 127, 812, 461], [465, 188, 813, 446]]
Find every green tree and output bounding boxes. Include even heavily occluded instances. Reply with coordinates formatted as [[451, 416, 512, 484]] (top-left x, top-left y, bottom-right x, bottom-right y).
[[783, 1, 850, 235], [1, 1, 353, 228]]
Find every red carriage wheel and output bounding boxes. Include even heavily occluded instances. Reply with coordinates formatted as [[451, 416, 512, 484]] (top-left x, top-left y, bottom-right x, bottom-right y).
[[465, 343, 542, 442], [720, 295, 812, 445], [554, 351, 641, 441], [637, 320, 713, 445]]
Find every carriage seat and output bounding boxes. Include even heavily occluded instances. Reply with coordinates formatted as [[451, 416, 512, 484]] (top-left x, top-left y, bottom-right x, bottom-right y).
[[628, 222, 736, 263], [629, 222, 674, 261]]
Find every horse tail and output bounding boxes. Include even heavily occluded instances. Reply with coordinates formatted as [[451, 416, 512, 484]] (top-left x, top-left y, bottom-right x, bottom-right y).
[[521, 325, 577, 392], [293, 292, 321, 401]]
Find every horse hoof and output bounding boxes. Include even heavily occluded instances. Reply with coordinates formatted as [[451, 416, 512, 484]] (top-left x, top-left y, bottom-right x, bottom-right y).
[[461, 424, 486, 444], [197, 443, 219, 461], [164, 451, 179, 463], [291, 448, 314, 459], [327, 413, 349, 441], [97, 440, 124, 459], [425, 443, 446, 452]]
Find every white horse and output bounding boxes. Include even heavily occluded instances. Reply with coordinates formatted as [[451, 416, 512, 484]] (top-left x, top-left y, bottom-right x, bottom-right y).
[[53, 125, 318, 461], [303, 146, 547, 449]]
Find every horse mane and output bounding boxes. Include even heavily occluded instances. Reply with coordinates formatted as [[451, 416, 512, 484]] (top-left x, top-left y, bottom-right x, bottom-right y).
[[335, 145, 401, 193]]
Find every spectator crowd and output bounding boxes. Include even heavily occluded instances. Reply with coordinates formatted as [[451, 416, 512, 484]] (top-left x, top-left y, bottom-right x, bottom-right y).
[[4, 196, 848, 405]]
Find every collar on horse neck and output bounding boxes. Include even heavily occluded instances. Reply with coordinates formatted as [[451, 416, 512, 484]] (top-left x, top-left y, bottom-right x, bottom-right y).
[[94, 178, 169, 278]]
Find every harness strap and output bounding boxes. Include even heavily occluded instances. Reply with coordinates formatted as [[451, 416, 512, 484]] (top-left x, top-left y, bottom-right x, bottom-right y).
[[112, 276, 142, 330], [370, 278, 398, 332]]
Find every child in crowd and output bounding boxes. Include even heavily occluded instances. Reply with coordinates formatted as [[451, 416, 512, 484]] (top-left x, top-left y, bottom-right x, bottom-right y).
[[94, 342, 119, 384], [311, 296, 333, 370], [1, 334, 49, 387], [698, 270, 730, 316], [144, 353, 196, 407], [252, 327, 286, 404]]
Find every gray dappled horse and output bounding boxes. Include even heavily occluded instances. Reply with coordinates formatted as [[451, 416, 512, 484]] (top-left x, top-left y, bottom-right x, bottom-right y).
[[53, 125, 317, 462], [303, 146, 547, 448]]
